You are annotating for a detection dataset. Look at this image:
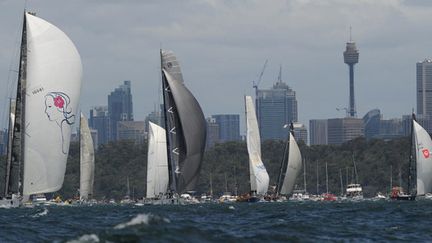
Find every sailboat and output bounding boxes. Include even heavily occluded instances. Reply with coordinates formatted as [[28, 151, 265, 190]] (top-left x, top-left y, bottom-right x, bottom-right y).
[[276, 123, 302, 201], [237, 96, 269, 202], [345, 155, 363, 200], [160, 49, 206, 203], [145, 121, 168, 200], [391, 115, 432, 200], [0, 12, 82, 207], [79, 113, 95, 203]]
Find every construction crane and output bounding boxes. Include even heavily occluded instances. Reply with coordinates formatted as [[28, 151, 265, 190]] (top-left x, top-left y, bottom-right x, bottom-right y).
[[252, 59, 268, 99]]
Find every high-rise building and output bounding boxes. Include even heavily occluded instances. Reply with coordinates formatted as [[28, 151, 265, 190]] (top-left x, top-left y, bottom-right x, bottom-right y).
[[343, 35, 359, 118], [89, 106, 110, 146], [117, 121, 145, 144], [363, 109, 381, 139], [309, 119, 328, 145], [327, 118, 363, 145], [206, 117, 220, 148], [292, 123, 308, 144], [108, 80, 133, 141], [417, 59, 432, 117], [212, 114, 240, 142], [256, 69, 298, 141], [144, 105, 164, 133]]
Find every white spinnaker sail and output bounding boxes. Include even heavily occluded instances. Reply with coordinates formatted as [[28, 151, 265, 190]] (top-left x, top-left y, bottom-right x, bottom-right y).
[[245, 96, 269, 195], [23, 13, 82, 195], [280, 132, 302, 195], [80, 113, 95, 200], [146, 122, 169, 198], [413, 120, 432, 195]]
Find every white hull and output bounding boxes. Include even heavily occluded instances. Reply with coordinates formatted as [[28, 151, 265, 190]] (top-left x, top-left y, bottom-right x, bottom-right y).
[[0, 198, 20, 208]]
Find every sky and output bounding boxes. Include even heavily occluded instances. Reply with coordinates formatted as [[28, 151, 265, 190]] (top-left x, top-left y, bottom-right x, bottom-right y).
[[1, 0, 432, 133]]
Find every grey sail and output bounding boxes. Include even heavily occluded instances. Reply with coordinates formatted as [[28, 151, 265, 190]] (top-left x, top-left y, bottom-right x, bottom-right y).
[[161, 49, 206, 193], [3, 100, 16, 197], [80, 113, 95, 200]]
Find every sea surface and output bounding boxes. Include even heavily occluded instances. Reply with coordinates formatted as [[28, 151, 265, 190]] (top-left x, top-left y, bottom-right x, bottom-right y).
[[1, 200, 432, 242]]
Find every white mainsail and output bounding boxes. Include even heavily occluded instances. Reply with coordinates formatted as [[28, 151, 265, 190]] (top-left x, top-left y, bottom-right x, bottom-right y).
[[280, 132, 302, 195], [23, 13, 82, 196], [80, 113, 95, 200], [413, 120, 432, 196], [245, 96, 269, 195], [146, 122, 169, 198]]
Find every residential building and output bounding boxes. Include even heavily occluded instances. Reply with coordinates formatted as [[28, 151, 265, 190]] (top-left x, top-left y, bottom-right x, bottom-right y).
[[206, 117, 220, 148], [327, 118, 363, 145]]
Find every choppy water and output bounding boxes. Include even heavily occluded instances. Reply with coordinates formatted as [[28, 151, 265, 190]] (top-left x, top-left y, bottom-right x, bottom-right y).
[[1, 200, 432, 242]]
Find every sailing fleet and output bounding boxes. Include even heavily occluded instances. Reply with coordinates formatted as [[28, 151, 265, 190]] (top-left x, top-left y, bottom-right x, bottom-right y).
[[2, 12, 432, 208]]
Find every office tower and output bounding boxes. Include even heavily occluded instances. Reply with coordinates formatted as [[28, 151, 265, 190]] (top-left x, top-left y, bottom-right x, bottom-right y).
[[309, 119, 328, 145], [256, 69, 298, 141], [212, 114, 240, 142], [363, 109, 381, 139], [117, 121, 145, 144], [327, 118, 363, 145], [144, 105, 164, 133], [292, 123, 308, 144], [343, 36, 359, 118], [417, 59, 432, 117], [89, 106, 110, 146], [206, 117, 220, 148], [108, 80, 133, 141]]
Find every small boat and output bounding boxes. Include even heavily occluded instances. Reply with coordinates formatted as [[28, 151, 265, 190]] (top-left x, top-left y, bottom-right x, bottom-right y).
[[218, 192, 238, 203], [373, 192, 387, 200], [322, 193, 337, 201], [275, 123, 303, 200], [346, 183, 363, 200]]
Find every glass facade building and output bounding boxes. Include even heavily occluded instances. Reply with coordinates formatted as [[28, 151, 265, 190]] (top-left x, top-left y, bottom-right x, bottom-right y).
[[108, 80, 133, 141], [212, 114, 240, 142], [256, 81, 298, 141]]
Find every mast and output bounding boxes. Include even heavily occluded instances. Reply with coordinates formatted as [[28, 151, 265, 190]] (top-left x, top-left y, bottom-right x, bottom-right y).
[[224, 172, 228, 193], [276, 122, 293, 195], [303, 159, 307, 194], [352, 154, 359, 184], [5, 13, 27, 197], [339, 168, 343, 195], [316, 161, 319, 195], [209, 172, 213, 197], [408, 113, 415, 194], [160, 49, 176, 193], [390, 165, 393, 192], [326, 162, 329, 194]]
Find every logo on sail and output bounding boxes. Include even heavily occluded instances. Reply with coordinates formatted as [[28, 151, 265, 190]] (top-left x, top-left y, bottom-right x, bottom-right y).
[[44, 92, 75, 154], [422, 148, 430, 159]]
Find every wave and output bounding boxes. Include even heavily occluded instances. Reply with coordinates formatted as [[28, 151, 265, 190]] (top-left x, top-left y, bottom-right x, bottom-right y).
[[31, 208, 48, 218], [67, 234, 100, 243], [114, 213, 170, 230]]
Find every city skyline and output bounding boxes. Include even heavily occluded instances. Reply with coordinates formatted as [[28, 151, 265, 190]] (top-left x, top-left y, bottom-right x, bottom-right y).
[[1, 1, 432, 132]]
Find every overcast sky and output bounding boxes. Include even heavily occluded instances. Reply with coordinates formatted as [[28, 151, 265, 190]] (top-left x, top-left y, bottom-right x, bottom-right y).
[[1, 0, 432, 133]]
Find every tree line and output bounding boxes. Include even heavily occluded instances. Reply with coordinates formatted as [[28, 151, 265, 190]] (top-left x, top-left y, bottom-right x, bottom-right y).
[[0, 136, 411, 199]]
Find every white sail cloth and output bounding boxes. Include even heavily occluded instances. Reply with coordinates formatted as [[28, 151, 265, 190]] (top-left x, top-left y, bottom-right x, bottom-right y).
[[146, 122, 169, 198], [245, 96, 269, 195], [23, 13, 82, 195], [80, 113, 95, 200], [280, 132, 302, 195], [413, 120, 432, 196]]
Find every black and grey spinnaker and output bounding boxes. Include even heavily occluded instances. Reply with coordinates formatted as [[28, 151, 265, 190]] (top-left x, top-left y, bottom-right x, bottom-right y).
[[161, 50, 206, 194]]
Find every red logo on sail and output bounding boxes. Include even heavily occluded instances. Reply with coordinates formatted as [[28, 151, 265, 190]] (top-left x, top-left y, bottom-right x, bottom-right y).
[[423, 149, 430, 159]]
